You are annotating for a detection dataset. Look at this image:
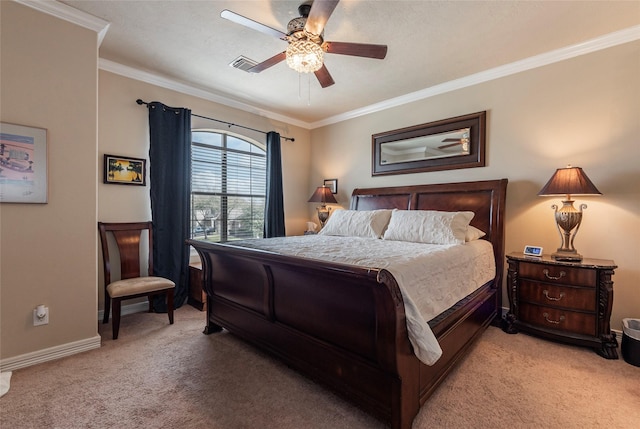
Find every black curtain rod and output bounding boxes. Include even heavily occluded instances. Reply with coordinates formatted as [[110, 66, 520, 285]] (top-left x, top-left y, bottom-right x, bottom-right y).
[[136, 99, 294, 142]]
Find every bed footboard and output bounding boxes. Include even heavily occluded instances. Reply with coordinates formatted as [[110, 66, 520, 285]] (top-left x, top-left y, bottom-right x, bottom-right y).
[[189, 240, 496, 429], [191, 241, 414, 408]]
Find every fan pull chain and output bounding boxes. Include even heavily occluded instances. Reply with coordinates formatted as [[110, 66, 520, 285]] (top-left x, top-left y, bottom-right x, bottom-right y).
[[297, 73, 312, 106]]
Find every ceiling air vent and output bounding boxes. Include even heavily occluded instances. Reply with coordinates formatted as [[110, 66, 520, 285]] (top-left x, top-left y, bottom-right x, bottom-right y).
[[229, 56, 258, 72]]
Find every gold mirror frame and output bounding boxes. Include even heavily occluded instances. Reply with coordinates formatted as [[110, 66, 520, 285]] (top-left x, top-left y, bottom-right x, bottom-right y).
[[372, 111, 486, 176]]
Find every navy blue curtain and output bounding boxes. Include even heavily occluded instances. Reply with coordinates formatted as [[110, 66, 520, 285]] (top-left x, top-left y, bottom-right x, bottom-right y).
[[264, 131, 285, 238], [147, 102, 191, 311]]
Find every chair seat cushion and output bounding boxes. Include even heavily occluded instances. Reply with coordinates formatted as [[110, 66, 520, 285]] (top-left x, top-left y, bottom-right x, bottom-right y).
[[107, 276, 175, 298]]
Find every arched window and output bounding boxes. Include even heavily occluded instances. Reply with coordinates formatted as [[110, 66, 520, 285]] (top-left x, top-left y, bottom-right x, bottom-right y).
[[191, 130, 266, 242]]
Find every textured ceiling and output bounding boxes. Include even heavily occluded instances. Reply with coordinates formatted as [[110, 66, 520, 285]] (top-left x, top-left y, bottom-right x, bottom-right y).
[[59, 1, 640, 126]]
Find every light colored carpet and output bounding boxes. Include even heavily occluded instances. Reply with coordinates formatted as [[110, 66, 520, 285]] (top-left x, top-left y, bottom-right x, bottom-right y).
[[1, 305, 638, 428]]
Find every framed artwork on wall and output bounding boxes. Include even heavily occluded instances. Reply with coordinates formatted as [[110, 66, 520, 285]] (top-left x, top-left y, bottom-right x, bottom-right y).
[[323, 178, 338, 194], [103, 154, 146, 186], [372, 111, 486, 176], [0, 122, 48, 203]]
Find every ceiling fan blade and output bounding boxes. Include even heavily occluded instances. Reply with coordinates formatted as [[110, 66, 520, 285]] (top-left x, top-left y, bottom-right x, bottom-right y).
[[438, 142, 461, 150], [323, 41, 387, 59], [314, 64, 335, 88], [441, 138, 461, 142], [305, 0, 339, 36], [221, 9, 287, 40], [247, 52, 287, 73]]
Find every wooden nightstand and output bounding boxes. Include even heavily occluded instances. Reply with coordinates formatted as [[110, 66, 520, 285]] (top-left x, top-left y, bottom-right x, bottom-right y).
[[503, 252, 618, 359], [188, 263, 207, 311]]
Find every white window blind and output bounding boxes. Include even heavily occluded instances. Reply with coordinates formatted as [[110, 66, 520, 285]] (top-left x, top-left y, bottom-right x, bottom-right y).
[[191, 130, 266, 242]]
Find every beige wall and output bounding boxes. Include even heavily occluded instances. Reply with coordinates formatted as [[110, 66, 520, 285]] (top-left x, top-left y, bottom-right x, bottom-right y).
[[310, 40, 640, 330], [97, 70, 312, 311], [1, 1, 636, 367], [0, 2, 99, 359]]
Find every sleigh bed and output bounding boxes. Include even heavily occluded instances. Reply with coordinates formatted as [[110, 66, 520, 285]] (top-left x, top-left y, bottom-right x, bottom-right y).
[[188, 179, 507, 429]]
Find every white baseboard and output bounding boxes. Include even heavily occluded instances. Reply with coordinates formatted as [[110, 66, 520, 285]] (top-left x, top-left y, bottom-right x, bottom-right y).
[[97, 300, 150, 321], [0, 302, 150, 372], [1, 305, 620, 373], [0, 335, 101, 372], [501, 306, 509, 319], [612, 328, 623, 344]]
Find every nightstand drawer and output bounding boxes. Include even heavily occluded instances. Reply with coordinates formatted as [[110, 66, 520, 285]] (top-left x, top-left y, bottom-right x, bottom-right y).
[[519, 280, 595, 311], [519, 303, 596, 336], [519, 262, 596, 287]]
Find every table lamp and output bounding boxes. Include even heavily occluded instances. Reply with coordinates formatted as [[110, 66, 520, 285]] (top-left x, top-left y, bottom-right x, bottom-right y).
[[308, 185, 337, 228], [537, 165, 601, 261]]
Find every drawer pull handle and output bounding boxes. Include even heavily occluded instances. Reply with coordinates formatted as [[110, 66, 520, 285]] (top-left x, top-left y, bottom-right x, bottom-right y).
[[543, 290, 564, 301], [543, 312, 565, 325], [543, 269, 566, 280]]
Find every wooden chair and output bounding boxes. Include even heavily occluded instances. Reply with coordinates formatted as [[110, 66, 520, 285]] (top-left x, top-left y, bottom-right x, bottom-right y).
[[98, 221, 175, 339]]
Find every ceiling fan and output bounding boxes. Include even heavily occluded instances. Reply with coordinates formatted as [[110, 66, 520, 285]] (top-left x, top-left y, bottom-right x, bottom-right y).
[[221, 0, 388, 88]]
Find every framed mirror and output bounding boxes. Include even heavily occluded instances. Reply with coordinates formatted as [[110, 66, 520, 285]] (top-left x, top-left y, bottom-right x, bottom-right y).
[[372, 111, 486, 176]]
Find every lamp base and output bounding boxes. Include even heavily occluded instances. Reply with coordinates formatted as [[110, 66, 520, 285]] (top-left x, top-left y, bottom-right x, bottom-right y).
[[550, 199, 585, 262], [552, 250, 583, 262], [316, 206, 332, 228]]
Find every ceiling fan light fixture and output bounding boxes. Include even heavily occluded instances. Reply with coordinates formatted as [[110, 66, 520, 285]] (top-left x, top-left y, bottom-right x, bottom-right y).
[[286, 40, 324, 73]]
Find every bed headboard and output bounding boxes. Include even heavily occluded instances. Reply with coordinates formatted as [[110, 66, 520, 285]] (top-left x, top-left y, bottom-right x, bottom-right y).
[[350, 179, 508, 289]]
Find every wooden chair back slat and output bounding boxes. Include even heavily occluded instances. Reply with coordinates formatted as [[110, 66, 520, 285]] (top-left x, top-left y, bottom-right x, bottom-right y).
[[112, 230, 143, 279]]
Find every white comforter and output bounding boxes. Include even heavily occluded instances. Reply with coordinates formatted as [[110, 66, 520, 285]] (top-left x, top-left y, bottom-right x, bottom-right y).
[[230, 235, 495, 365]]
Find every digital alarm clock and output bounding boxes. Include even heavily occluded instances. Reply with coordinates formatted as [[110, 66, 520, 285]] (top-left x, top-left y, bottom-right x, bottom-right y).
[[523, 245, 543, 257]]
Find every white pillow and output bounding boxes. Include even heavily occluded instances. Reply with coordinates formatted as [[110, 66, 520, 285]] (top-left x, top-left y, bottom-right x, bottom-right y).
[[318, 209, 392, 239], [382, 210, 475, 245], [465, 225, 486, 242]]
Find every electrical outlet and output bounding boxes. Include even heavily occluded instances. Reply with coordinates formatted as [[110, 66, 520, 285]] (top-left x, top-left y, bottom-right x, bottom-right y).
[[33, 307, 49, 326]]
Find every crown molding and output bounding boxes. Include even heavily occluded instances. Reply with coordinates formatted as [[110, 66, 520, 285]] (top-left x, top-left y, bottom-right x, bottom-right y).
[[310, 24, 640, 129], [99, 59, 311, 129], [13, 0, 110, 46], [18, 1, 640, 130], [104, 24, 639, 132]]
